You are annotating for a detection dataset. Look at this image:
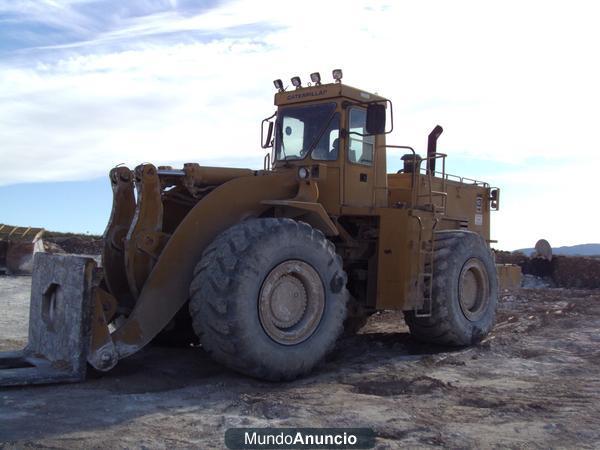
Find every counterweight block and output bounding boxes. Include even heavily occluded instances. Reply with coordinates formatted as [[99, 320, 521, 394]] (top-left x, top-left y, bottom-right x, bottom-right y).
[[0, 253, 96, 386]]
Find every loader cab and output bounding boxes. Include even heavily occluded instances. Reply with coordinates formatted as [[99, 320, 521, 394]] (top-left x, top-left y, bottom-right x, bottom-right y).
[[265, 72, 390, 213]]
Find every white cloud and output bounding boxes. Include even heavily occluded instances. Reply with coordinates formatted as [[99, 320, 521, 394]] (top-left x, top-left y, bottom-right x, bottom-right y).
[[0, 0, 599, 249]]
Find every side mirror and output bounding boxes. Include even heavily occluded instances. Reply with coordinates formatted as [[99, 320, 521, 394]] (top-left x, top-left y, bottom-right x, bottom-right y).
[[489, 188, 500, 210], [261, 119, 274, 149], [366, 103, 386, 135]]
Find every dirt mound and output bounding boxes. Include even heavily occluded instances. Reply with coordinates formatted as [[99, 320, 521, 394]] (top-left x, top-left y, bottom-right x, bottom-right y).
[[44, 236, 102, 255], [551, 255, 600, 289], [5, 242, 35, 274], [494, 249, 529, 266], [495, 250, 600, 289], [0, 234, 101, 275]]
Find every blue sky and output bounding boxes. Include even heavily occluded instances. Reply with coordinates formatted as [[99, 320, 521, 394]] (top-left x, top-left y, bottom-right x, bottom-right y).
[[0, 177, 111, 234], [0, 0, 599, 249]]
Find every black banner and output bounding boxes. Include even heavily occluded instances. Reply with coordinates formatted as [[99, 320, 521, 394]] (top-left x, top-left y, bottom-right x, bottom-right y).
[[225, 428, 376, 449]]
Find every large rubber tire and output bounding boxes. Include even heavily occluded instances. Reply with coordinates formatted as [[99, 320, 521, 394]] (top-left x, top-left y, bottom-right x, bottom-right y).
[[189, 218, 348, 381], [404, 230, 498, 346]]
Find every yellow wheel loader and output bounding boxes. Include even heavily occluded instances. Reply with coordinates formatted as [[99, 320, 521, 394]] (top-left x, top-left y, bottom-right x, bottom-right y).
[[0, 70, 500, 385]]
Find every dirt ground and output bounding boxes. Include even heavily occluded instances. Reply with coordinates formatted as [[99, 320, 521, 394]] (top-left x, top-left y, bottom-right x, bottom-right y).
[[1, 276, 599, 449]]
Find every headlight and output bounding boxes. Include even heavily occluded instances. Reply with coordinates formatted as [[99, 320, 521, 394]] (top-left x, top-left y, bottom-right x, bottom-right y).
[[273, 79, 283, 91], [310, 72, 321, 85], [332, 69, 343, 82], [298, 167, 310, 179], [291, 76, 302, 88]]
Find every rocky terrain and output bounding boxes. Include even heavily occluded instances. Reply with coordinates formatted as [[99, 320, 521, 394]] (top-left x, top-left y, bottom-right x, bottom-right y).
[[1, 276, 599, 448]]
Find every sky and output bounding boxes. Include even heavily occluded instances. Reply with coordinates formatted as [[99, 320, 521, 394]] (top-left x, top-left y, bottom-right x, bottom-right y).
[[0, 0, 599, 250]]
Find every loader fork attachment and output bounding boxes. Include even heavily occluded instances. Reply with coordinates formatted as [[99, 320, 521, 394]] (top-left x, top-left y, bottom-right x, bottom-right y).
[[0, 254, 97, 386], [102, 166, 136, 311], [124, 164, 166, 299]]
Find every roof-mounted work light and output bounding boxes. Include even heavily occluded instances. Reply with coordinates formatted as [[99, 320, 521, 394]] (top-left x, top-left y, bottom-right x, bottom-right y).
[[273, 79, 284, 92], [291, 76, 302, 88], [310, 72, 321, 85], [332, 69, 343, 83]]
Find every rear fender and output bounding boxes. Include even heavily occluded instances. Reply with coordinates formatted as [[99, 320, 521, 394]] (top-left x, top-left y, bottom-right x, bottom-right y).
[[111, 172, 298, 357]]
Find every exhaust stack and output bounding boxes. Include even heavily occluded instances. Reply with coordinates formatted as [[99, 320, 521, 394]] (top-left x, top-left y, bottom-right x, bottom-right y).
[[427, 125, 444, 174]]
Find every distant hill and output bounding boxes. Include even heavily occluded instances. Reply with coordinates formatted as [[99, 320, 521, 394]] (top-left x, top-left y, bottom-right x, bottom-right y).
[[515, 243, 600, 257]]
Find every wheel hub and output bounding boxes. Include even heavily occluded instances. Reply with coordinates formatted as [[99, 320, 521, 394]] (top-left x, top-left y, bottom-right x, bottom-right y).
[[259, 260, 325, 345], [458, 258, 490, 321], [269, 275, 307, 328]]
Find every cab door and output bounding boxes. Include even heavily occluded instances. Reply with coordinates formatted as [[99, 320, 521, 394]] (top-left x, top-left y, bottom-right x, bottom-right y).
[[343, 107, 375, 207]]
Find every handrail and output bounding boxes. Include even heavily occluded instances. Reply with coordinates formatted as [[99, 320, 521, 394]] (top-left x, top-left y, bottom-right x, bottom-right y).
[[384, 144, 489, 187], [383, 144, 490, 214], [423, 152, 447, 213], [418, 167, 489, 187]]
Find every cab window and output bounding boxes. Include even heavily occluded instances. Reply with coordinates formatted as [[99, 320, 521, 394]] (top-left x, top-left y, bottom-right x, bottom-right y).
[[275, 103, 337, 160], [348, 108, 374, 166], [312, 112, 340, 161], [280, 116, 304, 157]]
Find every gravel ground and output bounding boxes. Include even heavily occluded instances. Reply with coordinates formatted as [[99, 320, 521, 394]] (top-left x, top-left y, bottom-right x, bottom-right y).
[[1, 276, 600, 448], [0, 276, 30, 351]]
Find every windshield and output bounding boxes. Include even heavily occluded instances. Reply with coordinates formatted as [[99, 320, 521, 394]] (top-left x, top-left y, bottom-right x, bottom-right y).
[[275, 103, 337, 161]]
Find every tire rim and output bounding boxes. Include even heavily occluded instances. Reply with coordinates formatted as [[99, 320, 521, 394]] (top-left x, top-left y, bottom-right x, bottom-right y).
[[458, 258, 490, 321], [258, 260, 325, 345]]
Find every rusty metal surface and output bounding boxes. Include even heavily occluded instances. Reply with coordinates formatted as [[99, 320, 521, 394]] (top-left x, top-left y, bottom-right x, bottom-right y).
[[0, 253, 95, 386], [258, 260, 325, 345], [87, 287, 118, 371], [102, 166, 136, 310], [111, 172, 298, 357], [125, 164, 164, 299]]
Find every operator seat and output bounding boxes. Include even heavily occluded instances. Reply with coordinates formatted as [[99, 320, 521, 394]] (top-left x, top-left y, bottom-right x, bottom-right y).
[[329, 138, 339, 160]]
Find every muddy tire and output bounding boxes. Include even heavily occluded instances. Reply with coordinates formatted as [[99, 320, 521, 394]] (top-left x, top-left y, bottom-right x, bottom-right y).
[[404, 230, 497, 346], [189, 218, 348, 381]]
